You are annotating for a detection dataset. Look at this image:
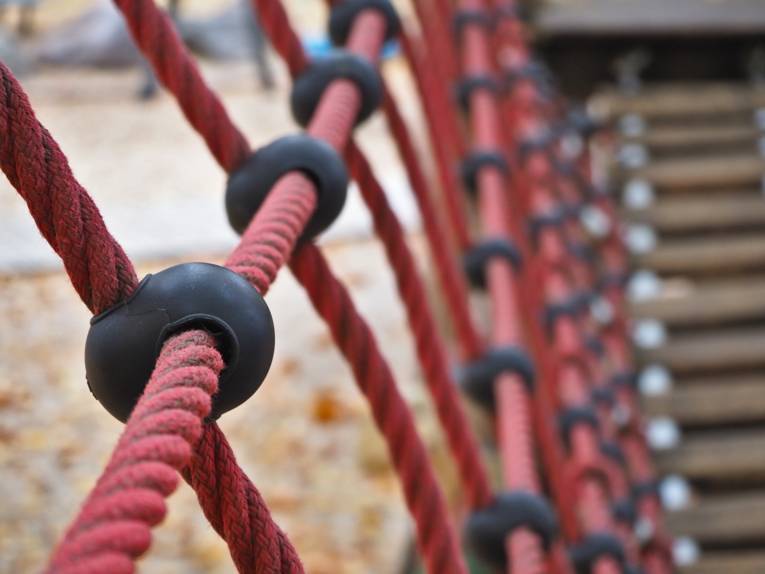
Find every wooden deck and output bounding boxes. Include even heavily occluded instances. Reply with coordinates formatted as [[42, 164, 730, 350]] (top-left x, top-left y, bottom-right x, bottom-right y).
[[536, 0, 765, 37], [612, 82, 765, 572]]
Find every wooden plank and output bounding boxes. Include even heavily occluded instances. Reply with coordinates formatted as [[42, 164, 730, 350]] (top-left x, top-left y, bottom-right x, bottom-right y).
[[625, 125, 760, 150], [666, 492, 765, 544], [630, 277, 765, 326], [655, 430, 765, 483], [592, 83, 765, 119], [623, 155, 765, 190], [638, 326, 765, 374], [680, 551, 765, 574], [625, 194, 765, 234], [634, 233, 765, 276], [536, 0, 765, 37], [642, 375, 765, 425]]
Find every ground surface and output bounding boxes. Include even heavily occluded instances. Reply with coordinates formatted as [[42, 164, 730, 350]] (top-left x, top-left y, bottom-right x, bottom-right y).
[[0, 3, 458, 572]]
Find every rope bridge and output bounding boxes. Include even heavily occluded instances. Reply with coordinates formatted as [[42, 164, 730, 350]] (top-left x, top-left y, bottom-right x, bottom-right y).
[[1, 0, 673, 572]]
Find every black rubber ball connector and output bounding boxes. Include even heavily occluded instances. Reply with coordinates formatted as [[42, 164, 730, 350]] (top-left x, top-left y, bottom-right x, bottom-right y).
[[328, 0, 401, 46], [454, 74, 501, 111], [612, 496, 637, 526], [85, 263, 275, 423], [559, 405, 599, 450], [570, 533, 626, 574], [459, 346, 536, 409], [291, 51, 383, 127], [460, 149, 510, 195], [452, 8, 493, 38], [466, 490, 559, 568], [226, 134, 349, 240], [527, 207, 565, 245], [463, 237, 523, 290], [600, 440, 627, 468]]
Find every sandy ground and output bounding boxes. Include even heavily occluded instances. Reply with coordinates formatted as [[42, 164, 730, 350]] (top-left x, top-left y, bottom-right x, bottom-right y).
[[0, 4, 465, 572]]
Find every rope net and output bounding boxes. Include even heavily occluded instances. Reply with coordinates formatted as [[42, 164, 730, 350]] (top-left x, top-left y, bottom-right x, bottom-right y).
[[1, 0, 673, 572]]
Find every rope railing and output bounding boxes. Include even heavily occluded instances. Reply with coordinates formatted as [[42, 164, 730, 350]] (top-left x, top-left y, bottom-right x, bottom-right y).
[[0, 0, 674, 572]]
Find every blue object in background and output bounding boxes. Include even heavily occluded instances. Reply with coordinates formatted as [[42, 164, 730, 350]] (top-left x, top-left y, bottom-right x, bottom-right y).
[[303, 34, 400, 60]]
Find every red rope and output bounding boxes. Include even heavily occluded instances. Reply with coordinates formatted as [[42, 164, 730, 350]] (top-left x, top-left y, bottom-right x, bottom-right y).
[[291, 245, 468, 574], [112, 0, 250, 171], [46, 330, 225, 573], [346, 143, 493, 509], [399, 32, 472, 250], [0, 62, 137, 314], [380, 86, 484, 361], [184, 424, 304, 573], [449, 1, 557, 567]]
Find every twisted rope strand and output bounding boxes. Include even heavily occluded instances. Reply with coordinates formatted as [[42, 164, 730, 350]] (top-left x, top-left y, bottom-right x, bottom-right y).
[[46, 330, 223, 573], [0, 62, 137, 314], [291, 245, 469, 574]]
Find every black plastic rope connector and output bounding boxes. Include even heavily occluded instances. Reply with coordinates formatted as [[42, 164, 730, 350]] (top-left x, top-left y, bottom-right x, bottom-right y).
[[567, 240, 598, 265], [85, 263, 275, 423], [504, 60, 553, 92], [591, 385, 615, 407], [466, 490, 559, 568], [612, 496, 637, 526], [570, 533, 627, 574], [566, 108, 604, 138], [600, 441, 627, 468], [226, 134, 349, 240], [452, 8, 493, 38], [460, 149, 510, 195], [459, 346, 536, 409], [527, 207, 565, 245], [543, 291, 591, 332], [328, 0, 401, 46], [609, 370, 638, 391], [290, 51, 383, 127], [632, 480, 661, 502], [455, 74, 501, 111], [584, 335, 606, 358], [517, 130, 555, 161], [559, 405, 599, 449], [597, 272, 630, 293], [463, 237, 523, 290]]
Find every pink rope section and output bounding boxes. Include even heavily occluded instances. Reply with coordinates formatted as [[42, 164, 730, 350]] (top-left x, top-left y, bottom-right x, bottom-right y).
[[291, 244, 469, 574], [0, 62, 137, 314], [46, 330, 224, 574]]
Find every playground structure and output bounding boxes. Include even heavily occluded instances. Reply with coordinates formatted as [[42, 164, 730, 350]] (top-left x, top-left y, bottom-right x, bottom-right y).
[[2, 0, 765, 573]]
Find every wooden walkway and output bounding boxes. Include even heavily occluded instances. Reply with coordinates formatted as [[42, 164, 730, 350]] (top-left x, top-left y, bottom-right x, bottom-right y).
[[609, 82, 765, 572]]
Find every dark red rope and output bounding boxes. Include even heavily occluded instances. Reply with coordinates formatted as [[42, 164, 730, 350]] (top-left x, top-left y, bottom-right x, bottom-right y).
[[0, 62, 137, 314], [346, 143, 493, 510], [399, 32, 472, 250], [290, 245, 468, 574], [380, 86, 484, 361], [184, 424, 304, 573], [113, 0, 250, 172]]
